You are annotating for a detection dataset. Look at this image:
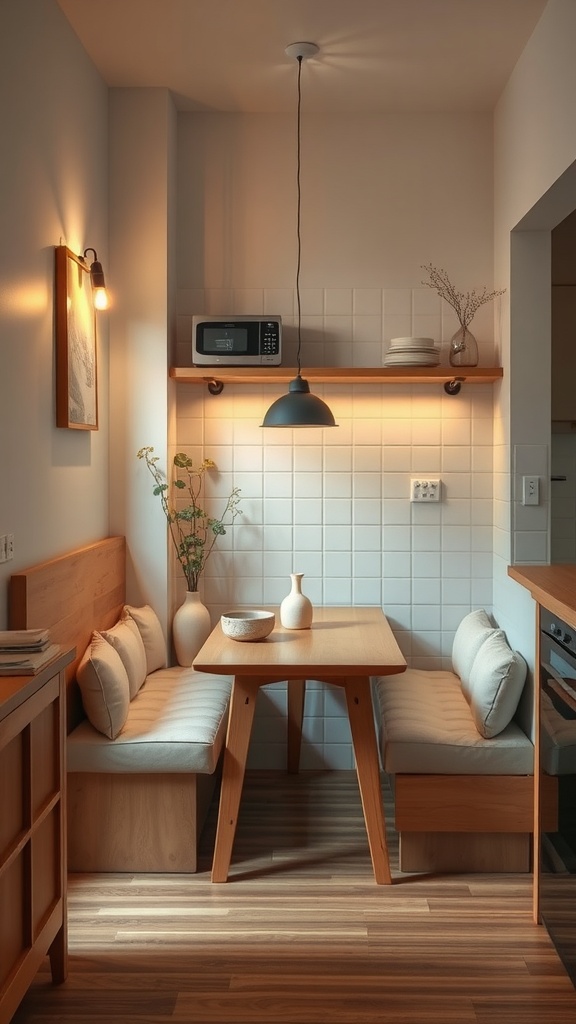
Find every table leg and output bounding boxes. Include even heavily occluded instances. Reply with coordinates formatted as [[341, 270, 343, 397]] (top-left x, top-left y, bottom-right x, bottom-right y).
[[345, 676, 392, 885], [287, 678, 305, 773], [211, 675, 261, 883]]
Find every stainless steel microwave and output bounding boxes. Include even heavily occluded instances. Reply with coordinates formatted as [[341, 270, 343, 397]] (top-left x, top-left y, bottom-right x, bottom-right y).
[[192, 315, 282, 366]]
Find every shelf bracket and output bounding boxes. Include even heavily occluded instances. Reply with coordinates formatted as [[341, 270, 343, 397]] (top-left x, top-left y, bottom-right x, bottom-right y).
[[444, 377, 465, 396], [207, 379, 224, 396]]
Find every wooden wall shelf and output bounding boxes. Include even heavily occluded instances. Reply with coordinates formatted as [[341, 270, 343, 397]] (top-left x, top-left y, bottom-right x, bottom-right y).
[[170, 366, 503, 396]]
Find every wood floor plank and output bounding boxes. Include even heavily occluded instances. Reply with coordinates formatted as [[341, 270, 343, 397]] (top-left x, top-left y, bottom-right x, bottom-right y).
[[10, 770, 576, 1024]]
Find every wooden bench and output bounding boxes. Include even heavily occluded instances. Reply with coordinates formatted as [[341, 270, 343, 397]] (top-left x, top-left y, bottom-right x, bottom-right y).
[[372, 610, 556, 873], [9, 537, 231, 872]]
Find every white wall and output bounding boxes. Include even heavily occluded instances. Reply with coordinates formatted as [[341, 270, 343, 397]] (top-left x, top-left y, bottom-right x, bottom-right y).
[[493, 0, 576, 734], [175, 110, 499, 768], [177, 112, 495, 323], [0, 0, 110, 627], [108, 88, 178, 638]]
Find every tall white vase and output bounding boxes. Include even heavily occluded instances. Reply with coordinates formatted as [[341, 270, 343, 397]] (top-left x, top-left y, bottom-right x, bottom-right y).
[[172, 591, 212, 667], [280, 573, 313, 630]]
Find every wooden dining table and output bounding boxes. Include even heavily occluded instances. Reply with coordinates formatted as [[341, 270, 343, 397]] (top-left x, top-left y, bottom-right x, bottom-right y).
[[193, 605, 406, 884]]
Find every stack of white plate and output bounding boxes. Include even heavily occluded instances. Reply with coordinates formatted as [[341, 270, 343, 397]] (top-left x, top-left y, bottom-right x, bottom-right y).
[[383, 337, 439, 367]]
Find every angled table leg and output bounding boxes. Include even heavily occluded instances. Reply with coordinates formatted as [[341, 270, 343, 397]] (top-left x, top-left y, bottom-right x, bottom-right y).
[[287, 678, 305, 773], [344, 675, 392, 885], [211, 675, 261, 883]]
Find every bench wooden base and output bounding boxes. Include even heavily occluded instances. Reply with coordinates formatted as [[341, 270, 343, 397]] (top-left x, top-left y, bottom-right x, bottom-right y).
[[67, 770, 219, 873], [400, 831, 531, 872], [393, 774, 557, 874]]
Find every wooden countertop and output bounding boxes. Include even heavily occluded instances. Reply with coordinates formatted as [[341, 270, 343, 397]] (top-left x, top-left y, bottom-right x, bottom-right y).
[[0, 647, 74, 721], [508, 563, 576, 628]]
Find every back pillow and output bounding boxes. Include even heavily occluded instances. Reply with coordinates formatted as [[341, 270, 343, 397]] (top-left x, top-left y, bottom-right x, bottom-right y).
[[468, 630, 527, 738], [123, 603, 167, 674], [101, 617, 147, 699], [77, 632, 130, 739], [452, 608, 496, 700]]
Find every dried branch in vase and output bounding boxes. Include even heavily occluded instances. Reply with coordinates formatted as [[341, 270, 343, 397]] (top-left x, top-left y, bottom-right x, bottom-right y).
[[421, 264, 505, 330]]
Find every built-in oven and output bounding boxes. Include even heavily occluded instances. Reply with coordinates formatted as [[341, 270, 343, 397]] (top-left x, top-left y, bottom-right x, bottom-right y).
[[541, 609, 576, 726], [539, 608, 576, 984]]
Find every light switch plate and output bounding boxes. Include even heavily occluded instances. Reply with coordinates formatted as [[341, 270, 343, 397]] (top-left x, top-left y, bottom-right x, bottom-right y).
[[410, 478, 441, 502], [522, 475, 540, 506]]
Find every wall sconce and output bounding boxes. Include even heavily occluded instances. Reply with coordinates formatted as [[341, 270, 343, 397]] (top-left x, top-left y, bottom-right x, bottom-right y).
[[82, 248, 109, 310]]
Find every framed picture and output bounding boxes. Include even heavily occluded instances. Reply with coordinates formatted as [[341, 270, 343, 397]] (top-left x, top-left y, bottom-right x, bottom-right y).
[[55, 245, 98, 430]]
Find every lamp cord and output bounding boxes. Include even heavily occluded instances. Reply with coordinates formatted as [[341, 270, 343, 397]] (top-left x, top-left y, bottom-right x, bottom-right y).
[[295, 54, 303, 377]]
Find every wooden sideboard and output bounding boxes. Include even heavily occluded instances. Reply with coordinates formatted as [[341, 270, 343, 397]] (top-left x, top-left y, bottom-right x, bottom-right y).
[[0, 648, 74, 1024]]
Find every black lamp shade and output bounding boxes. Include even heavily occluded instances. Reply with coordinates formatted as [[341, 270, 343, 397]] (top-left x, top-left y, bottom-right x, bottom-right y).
[[261, 375, 337, 427]]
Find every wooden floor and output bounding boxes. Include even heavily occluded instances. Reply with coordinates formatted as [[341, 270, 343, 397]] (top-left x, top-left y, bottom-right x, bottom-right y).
[[11, 770, 576, 1024]]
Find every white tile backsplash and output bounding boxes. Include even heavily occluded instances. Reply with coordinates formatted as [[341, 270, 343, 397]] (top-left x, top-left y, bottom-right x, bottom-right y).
[[384, 289, 412, 315], [325, 289, 353, 315], [353, 289, 383, 315], [176, 285, 501, 768]]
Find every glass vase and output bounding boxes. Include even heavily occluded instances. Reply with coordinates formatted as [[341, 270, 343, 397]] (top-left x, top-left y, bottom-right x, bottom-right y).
[[449, 326, 479, 367]]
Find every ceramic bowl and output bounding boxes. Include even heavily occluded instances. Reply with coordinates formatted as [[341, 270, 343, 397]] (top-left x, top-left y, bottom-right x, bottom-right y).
[[221, 609, 275, 642]]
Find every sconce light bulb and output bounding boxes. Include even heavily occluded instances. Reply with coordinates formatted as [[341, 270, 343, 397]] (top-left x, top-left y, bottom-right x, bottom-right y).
[[93, 287, 109, 311]]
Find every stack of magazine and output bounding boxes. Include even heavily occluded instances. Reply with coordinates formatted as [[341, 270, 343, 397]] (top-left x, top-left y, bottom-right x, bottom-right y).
[[0, 629, 60, 675]]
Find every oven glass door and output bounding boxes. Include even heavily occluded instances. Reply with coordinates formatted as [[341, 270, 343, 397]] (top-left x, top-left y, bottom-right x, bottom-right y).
[[539, 628, 576, 986], [542, 632, 576, 682]]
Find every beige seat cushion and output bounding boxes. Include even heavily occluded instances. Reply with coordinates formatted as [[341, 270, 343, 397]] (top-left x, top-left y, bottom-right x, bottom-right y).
[[373, 668, 533, 775], [68, 667, 232, 774]]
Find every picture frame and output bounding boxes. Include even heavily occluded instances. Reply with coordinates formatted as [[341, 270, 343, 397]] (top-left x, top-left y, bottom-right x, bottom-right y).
[[54, 245, 98, 430]]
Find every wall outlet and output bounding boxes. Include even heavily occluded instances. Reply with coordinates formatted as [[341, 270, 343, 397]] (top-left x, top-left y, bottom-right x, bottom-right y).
[[0, 534, 14, 563], [410, 478, 441, 502], [522, 475, 540, 506]]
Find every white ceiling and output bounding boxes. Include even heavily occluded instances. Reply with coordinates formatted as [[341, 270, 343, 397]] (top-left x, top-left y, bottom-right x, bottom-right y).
[[56, 0, 547, 114]]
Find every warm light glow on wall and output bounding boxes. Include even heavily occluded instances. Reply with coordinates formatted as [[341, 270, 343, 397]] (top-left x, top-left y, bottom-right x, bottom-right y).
[[0, 283, 46, 316]]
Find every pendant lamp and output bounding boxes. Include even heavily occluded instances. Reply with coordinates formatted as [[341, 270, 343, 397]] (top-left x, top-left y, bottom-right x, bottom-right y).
[[261, 43, 337, 429]]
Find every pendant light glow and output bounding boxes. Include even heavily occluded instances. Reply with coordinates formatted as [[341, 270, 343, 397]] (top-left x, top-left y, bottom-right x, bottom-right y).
[[261, 43, 337, 429]]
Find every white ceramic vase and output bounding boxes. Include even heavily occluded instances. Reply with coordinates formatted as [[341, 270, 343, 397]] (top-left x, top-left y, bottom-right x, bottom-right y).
[[172, 590, 212, 667], [280, 573, 313, 630]]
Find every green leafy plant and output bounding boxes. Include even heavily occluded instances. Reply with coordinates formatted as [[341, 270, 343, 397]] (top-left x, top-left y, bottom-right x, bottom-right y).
[[137, 447, 242, 592], [421, 264, 505, 331]]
